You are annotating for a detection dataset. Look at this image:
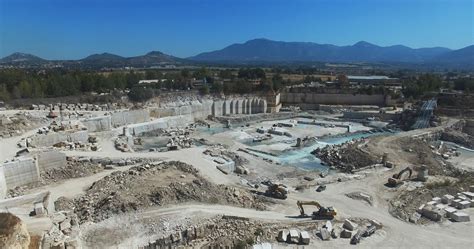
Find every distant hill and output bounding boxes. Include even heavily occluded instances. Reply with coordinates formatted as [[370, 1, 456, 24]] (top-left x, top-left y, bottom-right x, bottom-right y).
[[0, 51, 184, 69], [1, 39, 472, 69], [430, 45, 474, 68], [126, 51, 184, 67], [189, 38, 454, 64], [0, 52, 46, 65]]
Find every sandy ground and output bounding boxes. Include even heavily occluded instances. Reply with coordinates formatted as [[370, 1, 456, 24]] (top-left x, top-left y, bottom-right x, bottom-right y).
[[447, 147, 474, 171]]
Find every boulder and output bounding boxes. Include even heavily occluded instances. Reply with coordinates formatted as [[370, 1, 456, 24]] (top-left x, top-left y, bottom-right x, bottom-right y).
[[409, 212, 421, 224]]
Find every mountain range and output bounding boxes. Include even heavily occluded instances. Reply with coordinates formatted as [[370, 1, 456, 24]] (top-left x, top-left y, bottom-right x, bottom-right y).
[[1, 39, 473, 69]]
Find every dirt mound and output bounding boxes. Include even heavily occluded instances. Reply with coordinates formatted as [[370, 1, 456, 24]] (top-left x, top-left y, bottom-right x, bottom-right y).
[[0, 213, 30, 249], [0, 113, 48, 138], [72, 161, 266, 223], [41, 161, 104, 184], [313, 141, 379, 172]]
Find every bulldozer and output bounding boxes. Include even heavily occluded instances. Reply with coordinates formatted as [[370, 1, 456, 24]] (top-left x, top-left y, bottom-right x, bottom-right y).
[[387, 166, 413, 187], [297, 200, 337, 219], [265, 183, 288, 199]]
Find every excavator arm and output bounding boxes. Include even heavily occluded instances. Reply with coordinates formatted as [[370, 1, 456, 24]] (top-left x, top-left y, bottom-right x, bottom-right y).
[[297, 201, 322, 216]]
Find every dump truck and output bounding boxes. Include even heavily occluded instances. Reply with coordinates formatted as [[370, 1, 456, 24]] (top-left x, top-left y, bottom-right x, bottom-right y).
[[296, 200, 337, 219]]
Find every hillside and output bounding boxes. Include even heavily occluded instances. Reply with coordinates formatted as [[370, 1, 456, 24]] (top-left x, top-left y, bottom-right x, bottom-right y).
[[189, 38, 454, 64]]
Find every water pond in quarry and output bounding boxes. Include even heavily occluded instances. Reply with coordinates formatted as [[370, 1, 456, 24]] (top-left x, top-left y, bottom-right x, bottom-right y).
[[198, 117, 396, 172]]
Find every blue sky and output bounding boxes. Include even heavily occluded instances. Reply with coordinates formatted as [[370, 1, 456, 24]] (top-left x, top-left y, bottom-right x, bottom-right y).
[[0, 0, 473, 59]]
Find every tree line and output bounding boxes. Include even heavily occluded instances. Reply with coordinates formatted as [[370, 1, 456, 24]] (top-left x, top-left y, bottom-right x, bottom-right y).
[[0, 68, 288, 102]]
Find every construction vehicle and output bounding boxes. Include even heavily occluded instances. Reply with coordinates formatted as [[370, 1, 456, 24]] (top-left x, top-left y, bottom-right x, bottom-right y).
[[265, 183, 288, 199], [296, 200, 337, 219], [387, 166, 413, 187]]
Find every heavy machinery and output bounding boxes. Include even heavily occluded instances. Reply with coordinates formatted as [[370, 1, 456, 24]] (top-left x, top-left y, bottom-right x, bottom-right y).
[[387, 167, 413, 187], [296, 200, 337, 219], [265, 183, 288, 199]]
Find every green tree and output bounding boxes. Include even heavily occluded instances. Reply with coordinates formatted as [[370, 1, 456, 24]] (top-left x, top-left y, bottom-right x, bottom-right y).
[[18, 80, 32, 98]]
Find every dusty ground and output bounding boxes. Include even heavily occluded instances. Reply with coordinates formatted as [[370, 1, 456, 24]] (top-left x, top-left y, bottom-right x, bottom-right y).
[[1, 112, 473, 249]]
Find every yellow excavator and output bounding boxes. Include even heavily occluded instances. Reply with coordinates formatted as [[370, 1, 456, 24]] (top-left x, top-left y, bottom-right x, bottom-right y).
[[387, 166, 413, 187], [297, 200, 337, 219]]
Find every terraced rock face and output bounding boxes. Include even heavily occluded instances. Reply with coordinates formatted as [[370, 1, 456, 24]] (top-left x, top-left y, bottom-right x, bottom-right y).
[[71, 161, 266, 223]]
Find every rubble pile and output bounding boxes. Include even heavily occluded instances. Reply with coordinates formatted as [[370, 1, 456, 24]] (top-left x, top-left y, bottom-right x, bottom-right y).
[[0, 112, 48, 138], [390, 171, 474, 223], [204, 145, 249, 167], [115, 135, 133, 152], [41, 211, 81, 249], [30, 102, 124, 112], [144, 216, 318, 249], [136, 126, 199, 152], [312, 140, 378, 172], [41, 160, 104, 184], [71, 161, 265, 223]]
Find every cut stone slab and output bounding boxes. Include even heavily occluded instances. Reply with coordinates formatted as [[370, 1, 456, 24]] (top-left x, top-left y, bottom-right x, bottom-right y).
[[452, 212, 470, 222], [435, 204, 446, 210], [458, 200, 471, 209], [432, 197, 442, 204], [299, 231, 310, 245], [319, 228, 331, 241], [444, 206, 458, 219], [343, 219, 358, 231], [277, 230, 289, 242], [462, 192, 474, 200], [323, 220, 333, 232], [427, 201, 437, 206], [442, 194, 455, 204], [451, 199, 462, 208], [331, 227, 340, 239], [288, 229, 299, 243], [340, 229, 352, 238], [34, 202, 45, 216], [421, 206, 444, 221]]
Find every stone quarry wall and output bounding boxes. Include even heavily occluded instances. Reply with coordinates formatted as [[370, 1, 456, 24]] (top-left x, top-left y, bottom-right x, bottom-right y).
[[463, 120, 474, 136], [0, 167, 7, 199], [111, 109, 150, 127], [0, 158, 40, 189], [151, 97, 268, 120], [126, 115, 195, 136], [82, 110, 150, 132], [211, 98, 267, 117], [281, 92, 388, 107], [27, 130, 88, 148], [81, 116, 112, 132], [36, 150, 66, 171], [0, 150, 67, 195]]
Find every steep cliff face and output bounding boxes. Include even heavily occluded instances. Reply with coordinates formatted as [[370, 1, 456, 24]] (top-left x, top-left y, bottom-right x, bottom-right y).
[[150, 96, 268, 120], [0, 213, 30, 249]]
